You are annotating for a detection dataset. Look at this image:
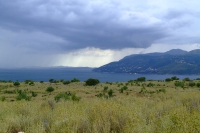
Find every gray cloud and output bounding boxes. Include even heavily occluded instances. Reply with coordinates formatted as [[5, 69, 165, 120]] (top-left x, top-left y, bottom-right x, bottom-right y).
[[0, 0, 200, 67], [0, 0, 185, 51]]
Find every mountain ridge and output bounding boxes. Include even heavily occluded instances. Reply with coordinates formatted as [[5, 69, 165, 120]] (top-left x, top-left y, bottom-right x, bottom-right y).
[[93, 49, 200, 74]]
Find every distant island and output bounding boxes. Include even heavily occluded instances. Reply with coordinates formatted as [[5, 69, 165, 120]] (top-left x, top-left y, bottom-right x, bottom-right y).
[[93, 49, 200, 74]]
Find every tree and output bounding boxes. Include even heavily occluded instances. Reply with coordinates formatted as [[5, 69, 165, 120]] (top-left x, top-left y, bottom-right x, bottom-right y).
[[85, 78, 100, 86], [46, 87, 55, 93]]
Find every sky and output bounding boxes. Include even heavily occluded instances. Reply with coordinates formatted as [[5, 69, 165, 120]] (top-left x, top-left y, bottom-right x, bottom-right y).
[[0, 0, 200, 68]]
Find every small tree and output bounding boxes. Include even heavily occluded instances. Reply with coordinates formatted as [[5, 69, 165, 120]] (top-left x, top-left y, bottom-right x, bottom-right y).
[[85, 78, 100, 86], [46, 87, 55, 94]]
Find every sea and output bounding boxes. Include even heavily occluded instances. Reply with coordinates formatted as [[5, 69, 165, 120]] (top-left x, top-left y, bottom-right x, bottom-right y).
[[0, 67, 200, 82]]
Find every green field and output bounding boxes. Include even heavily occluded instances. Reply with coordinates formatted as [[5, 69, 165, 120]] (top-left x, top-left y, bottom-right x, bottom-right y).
[[0, 77, 200, 133]]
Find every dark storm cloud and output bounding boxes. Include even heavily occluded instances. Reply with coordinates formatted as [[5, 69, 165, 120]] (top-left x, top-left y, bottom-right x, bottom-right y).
[[0, 0, 199, 52]]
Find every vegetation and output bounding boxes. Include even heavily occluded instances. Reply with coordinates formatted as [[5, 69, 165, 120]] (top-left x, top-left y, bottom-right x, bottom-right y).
[[1, 77, 200, 132], [46, 86, 55, 93], [13, 81, 20, 86], [93, 49, 200, 74], [85, 78, 100, 86]]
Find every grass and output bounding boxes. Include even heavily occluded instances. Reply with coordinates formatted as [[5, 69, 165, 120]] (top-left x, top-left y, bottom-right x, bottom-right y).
[[0, 79, 200, 132]]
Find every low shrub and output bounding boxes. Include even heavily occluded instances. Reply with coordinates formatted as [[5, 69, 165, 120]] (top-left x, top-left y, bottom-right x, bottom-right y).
[[46, 87, 55, 93], [63, 80, 71, 85], [13, 81, 20, 86], [85, 78, 100, 86]]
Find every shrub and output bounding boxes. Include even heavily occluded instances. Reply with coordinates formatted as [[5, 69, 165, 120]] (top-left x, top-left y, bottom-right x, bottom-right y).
[[71, 93, 81, 101], [95, 93, 108, 99], [171, 76, 179, 80], [196, 82, 200, 87], [54, 92, 71, 102], [71, 78, 80, 82], [119, 88, 124, 93], [54, 92, 80, 102], [31, 91, 37, 97], [29, 81, 34, 86], [24, 79, 34, 84], [157, 88, 166, 93], [1, 96, 6, 101], [85, 78, 100, 86], [165, 78, 172, 82], [183, 77, 190, 81], [40, 81, 44, 83], [63, 80, 71, 85], [108, 89, 114, 97], [16, 90, 31, 101], [189, 82, 196, 87], [147, 82, 154, 87], [174, 81, 184, 88], [49, 78, 54, 83], [13, 81, 20, 86], [136, 77, 146, 82], [46, 87, 55, 93], [103, 86, 108, 92], [139, 86, 147, 94]]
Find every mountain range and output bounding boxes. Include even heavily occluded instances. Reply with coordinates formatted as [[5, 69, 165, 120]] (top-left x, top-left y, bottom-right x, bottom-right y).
[[93, 49, 200, 74]]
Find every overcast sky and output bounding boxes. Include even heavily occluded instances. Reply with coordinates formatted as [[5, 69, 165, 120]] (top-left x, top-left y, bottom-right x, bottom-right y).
[[0, 0, 200, 68]]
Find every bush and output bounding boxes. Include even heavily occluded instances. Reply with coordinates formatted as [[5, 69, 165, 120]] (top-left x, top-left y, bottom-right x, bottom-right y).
[[139, 86, 147, 94], [174, 81, 184, 88], [136, 77, 146, 82], [63, 80, 71, 85], [183, 77, 190, 81], [119, 88, 124, 93], [40, 81, 44, 83], [95, 93, 108, 99], [71, 93, 81, 101], [31, 91, 37, 97], [157, 88, 166, 93], [49, 78, 54, 83], [196, 82, 200, 87], [1, 96, 6, 101], [103, 86, 108, 92], [108, 89, 114, 97], [13, 81, 20, 86], [71, 78, 80, 82], [85, 78, 100, 86], [54, 92, 80, 102], [46, 87, 55, 93], [189, 82, 196, 87], [147, 82, 154, 87], [54, 92, 71, 102], [171, 76, 179, 80], [165, 78, 172, 82], [16, 90, 31, 101]]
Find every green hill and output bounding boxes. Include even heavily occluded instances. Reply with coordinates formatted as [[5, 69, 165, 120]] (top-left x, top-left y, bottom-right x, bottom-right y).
[[93, 49, 200, 74]]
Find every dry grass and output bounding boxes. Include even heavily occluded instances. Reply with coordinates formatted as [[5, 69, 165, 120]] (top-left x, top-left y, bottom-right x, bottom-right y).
[[0, 80, 200, 132]]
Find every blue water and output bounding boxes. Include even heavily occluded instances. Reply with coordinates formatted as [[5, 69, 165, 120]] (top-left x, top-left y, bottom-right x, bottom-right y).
[[0, 67, 200, 82]]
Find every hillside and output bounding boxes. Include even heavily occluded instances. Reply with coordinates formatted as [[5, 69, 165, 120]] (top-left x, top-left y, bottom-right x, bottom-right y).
[[93, 49, 200, 74]]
